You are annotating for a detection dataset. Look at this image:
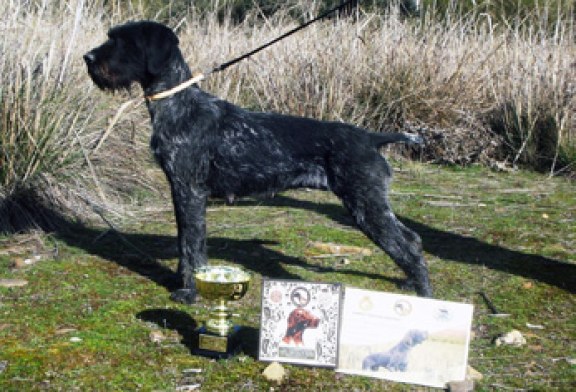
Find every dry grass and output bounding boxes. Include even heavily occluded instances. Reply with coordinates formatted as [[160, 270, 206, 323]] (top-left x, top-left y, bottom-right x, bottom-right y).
[[0, 1, 97, 230], [187, 6, 576, 170], [0, 1, 574, 232], [0, 1, 158, 231]]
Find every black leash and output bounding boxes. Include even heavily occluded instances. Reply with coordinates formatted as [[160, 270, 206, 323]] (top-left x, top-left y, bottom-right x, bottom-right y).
[[211, 0, 360, 74], [148, 0, 360, 101]]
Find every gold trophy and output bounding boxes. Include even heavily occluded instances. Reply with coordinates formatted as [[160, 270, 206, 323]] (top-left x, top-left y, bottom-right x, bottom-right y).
[[193, 265, 251, 358]]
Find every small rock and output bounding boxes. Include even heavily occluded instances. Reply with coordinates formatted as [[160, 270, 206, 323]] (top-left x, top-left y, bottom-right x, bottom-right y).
[[55, 328, 78, 335], [11, 255, 43, 269], [554, 357, 576, 365], [0, 279, 28, 288], [495, 330, 526, 347], [149, 330, 166, 343], [262, 362, 286, 385], [69, 337, 82, 343], [307, 242, 372, 257], [175, 385, 201, 391], [0, 360, 7, 373], [466, 365, 483, 381], [181, 368, 202, 374], [11, 258, 29, 269], [447, 379, 474, 392], [523, 281, 534, 289]]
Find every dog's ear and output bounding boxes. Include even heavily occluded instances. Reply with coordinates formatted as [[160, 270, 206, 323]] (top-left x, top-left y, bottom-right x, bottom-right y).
[[142, 22, 180, 75]]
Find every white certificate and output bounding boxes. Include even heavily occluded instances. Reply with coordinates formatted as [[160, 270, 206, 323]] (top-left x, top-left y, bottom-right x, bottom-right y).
[[337, 288, 473, 388], [259, 279, 343, 367]]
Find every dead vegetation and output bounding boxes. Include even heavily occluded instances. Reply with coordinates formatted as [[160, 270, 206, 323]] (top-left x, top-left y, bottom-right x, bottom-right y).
[[0, 1, 574, 232]]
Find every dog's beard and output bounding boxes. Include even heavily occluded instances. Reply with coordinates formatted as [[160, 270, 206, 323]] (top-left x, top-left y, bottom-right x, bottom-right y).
[[85, 62, 135, 92]]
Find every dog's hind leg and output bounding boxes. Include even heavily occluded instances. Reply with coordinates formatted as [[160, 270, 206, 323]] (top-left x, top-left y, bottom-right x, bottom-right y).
[[330, 159, 433, 297], [354, 199, 431, 296]]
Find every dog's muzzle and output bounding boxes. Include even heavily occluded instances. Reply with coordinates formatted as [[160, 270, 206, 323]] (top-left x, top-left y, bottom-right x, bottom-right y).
[[83, 52, 96, 65]]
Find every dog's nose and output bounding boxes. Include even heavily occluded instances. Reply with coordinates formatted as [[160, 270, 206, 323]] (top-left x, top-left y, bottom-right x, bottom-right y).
[[83, 52, 96, 64]]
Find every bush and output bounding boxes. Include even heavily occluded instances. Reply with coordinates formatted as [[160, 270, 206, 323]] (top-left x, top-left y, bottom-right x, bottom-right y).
[[0, 1, 153, 232]]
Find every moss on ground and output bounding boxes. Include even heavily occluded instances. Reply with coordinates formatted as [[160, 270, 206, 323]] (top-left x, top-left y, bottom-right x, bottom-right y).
[[1, 163, 574, 391]]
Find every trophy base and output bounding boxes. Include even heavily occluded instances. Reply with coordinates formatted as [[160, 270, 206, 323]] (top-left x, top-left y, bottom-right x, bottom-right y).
[[193, 325, 242, 359]]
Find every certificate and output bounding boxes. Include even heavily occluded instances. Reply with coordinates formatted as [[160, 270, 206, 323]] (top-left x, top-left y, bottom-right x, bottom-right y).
[[337, 288, 473, 388], [259, 279, 343, 367]]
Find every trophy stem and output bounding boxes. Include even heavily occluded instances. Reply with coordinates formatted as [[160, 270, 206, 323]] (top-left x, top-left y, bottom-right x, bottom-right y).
[[206, 298, 233, 336]]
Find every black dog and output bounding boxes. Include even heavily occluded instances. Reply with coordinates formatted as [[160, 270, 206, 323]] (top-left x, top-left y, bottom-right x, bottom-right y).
[[362, 329, 428, 372], [84, 21, 432, 303]]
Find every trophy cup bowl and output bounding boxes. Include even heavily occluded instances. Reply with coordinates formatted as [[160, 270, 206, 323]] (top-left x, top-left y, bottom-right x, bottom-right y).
[[193, 265, 251, 358]]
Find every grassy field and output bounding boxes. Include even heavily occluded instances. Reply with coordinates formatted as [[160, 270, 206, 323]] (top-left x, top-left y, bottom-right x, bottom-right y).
[[1, 163, 574, 391], [1, 1, 575, 390]]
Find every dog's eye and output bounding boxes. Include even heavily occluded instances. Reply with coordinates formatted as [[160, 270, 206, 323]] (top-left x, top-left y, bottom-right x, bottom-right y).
[[106, 32, 119, 44], [105, 37, 119, 49]]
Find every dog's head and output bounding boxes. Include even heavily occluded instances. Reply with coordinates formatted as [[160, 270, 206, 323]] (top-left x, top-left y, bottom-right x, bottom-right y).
[[404, 329, 428, 346], [84, 21, 179, 91], [289, 308, 320, 329]]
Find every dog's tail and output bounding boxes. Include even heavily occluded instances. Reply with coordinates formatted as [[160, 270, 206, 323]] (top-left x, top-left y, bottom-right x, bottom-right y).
[[371, 132, 424, 148]]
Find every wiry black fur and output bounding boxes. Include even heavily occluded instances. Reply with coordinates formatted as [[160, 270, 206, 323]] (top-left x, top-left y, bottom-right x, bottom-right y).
[[84, 21, 432, 303]]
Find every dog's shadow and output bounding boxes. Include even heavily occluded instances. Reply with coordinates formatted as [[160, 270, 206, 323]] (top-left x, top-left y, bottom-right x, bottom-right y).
[[53, 217, 405, 294], [235, 194, 576, 294], [53, 193, 575, 296]]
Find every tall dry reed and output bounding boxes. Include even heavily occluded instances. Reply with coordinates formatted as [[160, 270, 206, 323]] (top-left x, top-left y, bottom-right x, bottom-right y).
[[0, 1, 574, 231], [0, 0, 155, 231], [185, 4, 575, 170]]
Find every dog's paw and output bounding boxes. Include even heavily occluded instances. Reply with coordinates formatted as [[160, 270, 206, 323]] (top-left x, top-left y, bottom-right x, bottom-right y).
[[400, 279, 433, 298], [170, 288, 198, 304], [418, 285, 434, 298]]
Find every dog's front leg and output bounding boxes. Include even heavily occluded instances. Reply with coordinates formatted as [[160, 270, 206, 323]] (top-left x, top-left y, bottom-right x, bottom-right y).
[[169, 183, 208, 304]]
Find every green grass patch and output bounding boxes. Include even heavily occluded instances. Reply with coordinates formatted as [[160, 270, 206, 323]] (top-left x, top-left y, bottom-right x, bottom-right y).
[[1, 164, 575, 390]]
